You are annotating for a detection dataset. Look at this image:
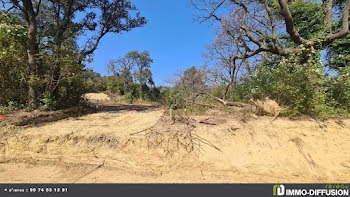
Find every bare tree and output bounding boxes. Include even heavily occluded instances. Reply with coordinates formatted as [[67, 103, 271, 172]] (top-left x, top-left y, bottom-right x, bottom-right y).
[[106, 56, 134, 93], [204, 30, 251, 99], [192, 0, 350, 61], [175, 66, 208, 92]]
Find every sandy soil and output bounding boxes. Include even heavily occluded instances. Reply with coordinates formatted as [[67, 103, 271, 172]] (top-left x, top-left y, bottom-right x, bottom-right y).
[[0, 93, 349, 183], [83, 93, 111, 102]]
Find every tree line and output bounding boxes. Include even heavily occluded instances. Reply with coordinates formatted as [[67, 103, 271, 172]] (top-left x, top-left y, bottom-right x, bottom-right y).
[[1, 0, 349, 117], [0, 0, 146, 111], [188, 0, 350, 116]]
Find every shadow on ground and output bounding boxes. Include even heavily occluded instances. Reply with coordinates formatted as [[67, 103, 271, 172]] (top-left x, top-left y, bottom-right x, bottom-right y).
[[95, 104, 159, 113], [1, 104, 159, 127]]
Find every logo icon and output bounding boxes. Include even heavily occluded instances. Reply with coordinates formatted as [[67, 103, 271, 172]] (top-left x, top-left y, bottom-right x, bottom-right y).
[[273, 185, 285, 196]]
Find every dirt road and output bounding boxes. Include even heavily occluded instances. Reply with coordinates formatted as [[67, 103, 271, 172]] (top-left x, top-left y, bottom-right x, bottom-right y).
[[0, 93, 349, 183]]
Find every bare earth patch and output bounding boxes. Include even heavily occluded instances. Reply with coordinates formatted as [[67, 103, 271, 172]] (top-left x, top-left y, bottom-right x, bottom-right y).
[[0, 93, 349, 183]]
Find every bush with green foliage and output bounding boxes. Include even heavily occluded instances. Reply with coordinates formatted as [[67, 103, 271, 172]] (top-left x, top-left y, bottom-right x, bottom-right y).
[[234, 54, 335, 116], [0, 12, 28, 106], [0, 101, 20, 114], [107, 76, 124, 95], [39, 93, 57, 111], [324, 67, 350, 113], [159, 87, 186, 109]]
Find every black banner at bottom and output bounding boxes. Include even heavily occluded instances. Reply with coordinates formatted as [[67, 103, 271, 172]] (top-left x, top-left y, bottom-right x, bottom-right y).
[[0, 184, 349, 197]]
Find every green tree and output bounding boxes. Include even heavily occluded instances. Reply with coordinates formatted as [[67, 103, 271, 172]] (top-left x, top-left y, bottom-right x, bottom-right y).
[[1, 0, 147, 110], [193, 0, 350, 116], [0, 11, 28, 106], [126, 50, 154, 98], [105, 50, 156, 101]]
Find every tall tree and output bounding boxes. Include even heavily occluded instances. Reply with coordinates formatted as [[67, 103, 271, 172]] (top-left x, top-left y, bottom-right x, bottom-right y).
[[126, 50, 154, 98], [106, 50, 154, 97], [204, 31, 250, 99], [4, 0, 42, 109], [175, 66, 208, 93], [1, 0, 147, 109], [0, 11, 28, 105], [44, 0, 147, 98], [106, 56, 134, 93]]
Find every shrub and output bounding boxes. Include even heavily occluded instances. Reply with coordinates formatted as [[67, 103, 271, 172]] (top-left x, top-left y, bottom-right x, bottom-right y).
[[39, 93, 57, 111], [325, 67, 350, 113], [0, 101, 19, 114], [235, 56, 330, 116]]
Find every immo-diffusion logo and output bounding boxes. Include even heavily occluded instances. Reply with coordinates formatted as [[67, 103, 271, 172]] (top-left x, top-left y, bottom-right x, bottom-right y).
[[273, 185, 286, 196], [273, 184, 350, 196]]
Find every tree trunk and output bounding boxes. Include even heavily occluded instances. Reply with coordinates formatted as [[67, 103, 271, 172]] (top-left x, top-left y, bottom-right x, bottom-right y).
[[27, 14, 39, 110], [16, 0, 41, 110], [323, 0, 333, 33]]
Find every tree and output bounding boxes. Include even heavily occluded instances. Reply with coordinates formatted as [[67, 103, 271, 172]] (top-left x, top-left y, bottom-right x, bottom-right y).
[[175, 66, 208, 93], [326, 35, 350, 70], [43, 0, 146, 101], [1, 0, 147, 110], [326, 15, 350, 70], [204, 30, 251, 99], [192, 0, 350, 63], [1, 0, 42, 109], [126, 50, 154, 98], [106, 50, 154, 99], [106, 56, 134, 94], [191, 0, 350, 115], [0, 11, 28, 105], [81, 69, 107, 92]]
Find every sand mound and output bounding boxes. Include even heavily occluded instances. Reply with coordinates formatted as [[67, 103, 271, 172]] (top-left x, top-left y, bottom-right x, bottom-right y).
[[250, 97, 281, 116], [83, 93, 111, 102]]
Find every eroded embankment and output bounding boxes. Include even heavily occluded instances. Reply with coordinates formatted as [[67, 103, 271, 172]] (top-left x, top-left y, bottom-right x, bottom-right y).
[[0, 107, 349, 183]]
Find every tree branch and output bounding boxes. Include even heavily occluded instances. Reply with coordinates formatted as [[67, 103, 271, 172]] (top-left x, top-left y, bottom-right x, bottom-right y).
[[323, 0, 333, 32], [277, 0, 312, 45], [79, 29, 107, 64], [10, 0, 26, 16], [35, 0, 41, 16], [322, 0, 350, 46], [194, 92, 247, 107]]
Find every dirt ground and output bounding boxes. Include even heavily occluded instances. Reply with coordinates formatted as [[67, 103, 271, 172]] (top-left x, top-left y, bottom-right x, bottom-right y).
[[0, 93, 349, 183]]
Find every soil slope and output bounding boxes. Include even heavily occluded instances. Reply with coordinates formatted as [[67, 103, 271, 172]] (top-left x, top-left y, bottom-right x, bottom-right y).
[[0, 93, 349, 183]]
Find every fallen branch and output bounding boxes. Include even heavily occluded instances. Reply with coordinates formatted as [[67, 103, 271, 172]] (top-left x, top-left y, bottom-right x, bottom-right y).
[[193, 93, 247, 107], [192, 133, 222, 152], [185, 100, 217, 108], [271, 110, 281, 122], [199, 121, 217, 126], [73, 160, 105, 183], [130, 128, 151, 136], [198, 117, 226, 125]]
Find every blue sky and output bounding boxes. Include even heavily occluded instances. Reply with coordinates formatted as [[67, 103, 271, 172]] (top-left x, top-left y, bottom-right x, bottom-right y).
[[86, 0, 215, 86]]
